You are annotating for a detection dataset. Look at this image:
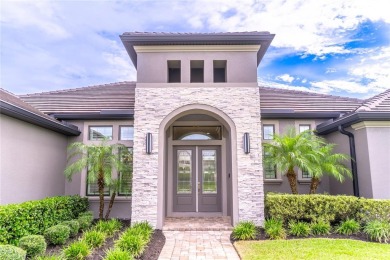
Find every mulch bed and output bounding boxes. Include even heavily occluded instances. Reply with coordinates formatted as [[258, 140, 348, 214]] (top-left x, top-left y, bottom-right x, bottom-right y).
[[45, 219, 166, 259], [231, 227, 384, 243]]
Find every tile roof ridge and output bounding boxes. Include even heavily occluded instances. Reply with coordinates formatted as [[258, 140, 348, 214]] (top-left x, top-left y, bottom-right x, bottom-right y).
[[356, 88, 390, 111], [20, 81, 136, 96], [259, 85, 363, 102], [0, 88, 21, 100]]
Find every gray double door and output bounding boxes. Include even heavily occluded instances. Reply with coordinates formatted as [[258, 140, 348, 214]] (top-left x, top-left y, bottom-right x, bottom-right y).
[[173, 146, 221, 212]]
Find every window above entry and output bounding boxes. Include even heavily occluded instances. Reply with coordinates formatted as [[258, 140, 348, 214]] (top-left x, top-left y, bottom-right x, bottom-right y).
[[173, 126, 222, 140], [168, 60, 181, 83]]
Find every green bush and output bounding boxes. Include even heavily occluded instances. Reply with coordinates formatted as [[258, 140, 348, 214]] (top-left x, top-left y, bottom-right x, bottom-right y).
[[0, 245, 26, 260], [63, 240, 91, 260], [265, 193, 359, 223], [18, 235, 47, 258], [288, 221, 311, 237], [77, 215, 93, 231], [44, 225, 71, 245], [264, 219, 286, 240], [131, 221, 153, 242], [232, 221, 257, 240], [311, 220, 331, 235], [363, 220, 390, 243], [61, 220, 80, 237], [35, 255, 63, 260], [0, 195, 88, 245], [115, 222, 153, 258], [83, 230, 106, 248], [356, 198, 390, 224], [94, 219, 122, 236], [104, 248, 133, 260], [336, 219, 360, 235], [78, 211, 94, 218]]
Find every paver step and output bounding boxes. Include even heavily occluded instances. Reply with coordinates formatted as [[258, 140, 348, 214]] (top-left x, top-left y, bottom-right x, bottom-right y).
[[163, 217, 233, 231]]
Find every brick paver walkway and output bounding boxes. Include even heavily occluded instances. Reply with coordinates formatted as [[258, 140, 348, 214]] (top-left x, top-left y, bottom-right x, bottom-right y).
[[159, 217, 240, 260]]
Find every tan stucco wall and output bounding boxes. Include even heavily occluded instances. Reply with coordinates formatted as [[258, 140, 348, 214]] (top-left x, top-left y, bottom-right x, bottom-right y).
[[0, 115, 67, 204]]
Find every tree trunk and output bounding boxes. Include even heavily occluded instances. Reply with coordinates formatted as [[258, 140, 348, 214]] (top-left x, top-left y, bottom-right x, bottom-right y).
[[310, 177, 320, 194], [286, 168, 299, 194], [97, 171, 105, 220], [105, 191, 116, 220]]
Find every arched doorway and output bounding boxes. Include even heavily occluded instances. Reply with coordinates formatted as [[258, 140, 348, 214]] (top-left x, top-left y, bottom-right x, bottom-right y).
[[156, 105, 238, 228]]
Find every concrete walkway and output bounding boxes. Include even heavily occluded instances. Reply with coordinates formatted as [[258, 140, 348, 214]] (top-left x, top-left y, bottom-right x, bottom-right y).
[[159, 217, 240, 260]]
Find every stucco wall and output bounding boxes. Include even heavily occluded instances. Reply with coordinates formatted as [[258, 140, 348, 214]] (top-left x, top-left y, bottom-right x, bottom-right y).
[[0, 115, 67, 204]]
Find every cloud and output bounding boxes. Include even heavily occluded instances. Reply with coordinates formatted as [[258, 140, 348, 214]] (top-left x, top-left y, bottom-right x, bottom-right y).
[[276, 74, 295, 83]]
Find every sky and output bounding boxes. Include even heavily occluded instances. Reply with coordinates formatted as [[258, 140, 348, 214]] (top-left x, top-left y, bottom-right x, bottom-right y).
[[1, 0, 390, 99]]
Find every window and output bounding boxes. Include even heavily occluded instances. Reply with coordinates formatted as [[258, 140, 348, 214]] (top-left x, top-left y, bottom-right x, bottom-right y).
[[173, 126, 222, 140], [263, 147, 277, 179], [118, 147, 133, 196], [302, 171, 311, 179], [190, 60, 204, 83], [213, 60, 227, 82], [119, 126, 134, 141], [168, 60, 181, 83], [263, 125, 275, 140], [86, 169, 110, 196], [89, 126, 113, 140], [299, 124, 311, 133]]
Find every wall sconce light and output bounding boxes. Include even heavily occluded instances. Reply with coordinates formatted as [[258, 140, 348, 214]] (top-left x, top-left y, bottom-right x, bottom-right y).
[[243, 132, 250, 154], [146, 133, 152, 154]]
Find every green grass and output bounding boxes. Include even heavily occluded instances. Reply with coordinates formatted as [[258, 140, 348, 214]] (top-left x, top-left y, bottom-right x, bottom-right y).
[[234, 238, 390, 260]]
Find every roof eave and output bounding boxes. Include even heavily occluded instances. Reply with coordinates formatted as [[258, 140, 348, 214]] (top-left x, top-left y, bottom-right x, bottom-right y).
[[52, 110, 134, 120], [0, 101, 81, 136], [261, 110, 342, 119], [316, 112, 390, 135]]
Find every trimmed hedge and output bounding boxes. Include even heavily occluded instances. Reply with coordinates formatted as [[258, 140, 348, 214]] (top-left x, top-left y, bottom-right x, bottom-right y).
[[265, 193, 390, 224], [18, 235, 47, 258], [0, 245, 26, 260], [0, 195, 88, 245]]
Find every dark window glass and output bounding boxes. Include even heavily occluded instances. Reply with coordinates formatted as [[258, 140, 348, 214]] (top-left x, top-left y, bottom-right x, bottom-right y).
[[263, 147, 277, 179], [190, 60, 204, 83], [168, 60, 181, 83], [118, 147, 133, 196], [173, 126, 222, 140], [213, 60, 227, 82]]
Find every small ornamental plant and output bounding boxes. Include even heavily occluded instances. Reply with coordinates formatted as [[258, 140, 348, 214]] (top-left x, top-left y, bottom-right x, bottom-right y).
[[95, 219, 122, 236], [77, 215, 93, 231], [44, 224, 71, 245], [288, 221, 311, 237], [232, 221, 257, 240], [0, 245, 26, 260], [18, 235, 47, 258], [83, 230, 106, 248], [264, 218, 286, 240], [104, 248, 133, 260], [61, 220, 80, 237], [311, 220, 331, 235], [336, 219, 361, 235], [63, 240, 91, 260], [363, 220, 390, 243]]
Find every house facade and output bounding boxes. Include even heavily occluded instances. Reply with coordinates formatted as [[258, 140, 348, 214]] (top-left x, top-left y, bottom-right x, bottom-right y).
[[1, 32, 389, 229]]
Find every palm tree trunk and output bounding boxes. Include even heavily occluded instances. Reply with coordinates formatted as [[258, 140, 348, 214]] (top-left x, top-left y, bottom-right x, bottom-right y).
[[286, 168, 299, 194], [310, 177, 320, 194], [98, 171, 105, 220], [105, 191, 116, 220]]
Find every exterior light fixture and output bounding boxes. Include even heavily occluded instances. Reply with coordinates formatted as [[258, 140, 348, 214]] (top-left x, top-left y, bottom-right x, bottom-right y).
[[146, 133, 152, 154], [243, 132, 250, 154]]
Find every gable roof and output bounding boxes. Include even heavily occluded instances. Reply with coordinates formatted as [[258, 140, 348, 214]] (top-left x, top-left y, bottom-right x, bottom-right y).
[[0, 88, 80, 136], [120, 32, 275, 68], [355, 88, 390, 112], [20, 82, 363, 120]]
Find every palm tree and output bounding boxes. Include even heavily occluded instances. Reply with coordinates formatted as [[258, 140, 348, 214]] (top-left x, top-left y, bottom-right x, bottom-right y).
[[309, 143, 352, 194], [264, 128, 324, 194], [64, 140, 131, 220]]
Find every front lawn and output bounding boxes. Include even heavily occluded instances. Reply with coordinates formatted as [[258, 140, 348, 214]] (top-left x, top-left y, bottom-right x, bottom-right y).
[[234, 238, 390, 260]]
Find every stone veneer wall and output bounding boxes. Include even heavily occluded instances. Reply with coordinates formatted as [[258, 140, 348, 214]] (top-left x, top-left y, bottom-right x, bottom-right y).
[[131, 86, 264, 227]]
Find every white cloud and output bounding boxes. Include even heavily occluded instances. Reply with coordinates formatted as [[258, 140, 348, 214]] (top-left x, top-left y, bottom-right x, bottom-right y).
[[276, 74, 295, 83]]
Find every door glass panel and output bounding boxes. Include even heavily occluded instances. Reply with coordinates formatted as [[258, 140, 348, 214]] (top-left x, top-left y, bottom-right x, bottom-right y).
[[202, 150, 217, 194], [177, 150, 192, 194]]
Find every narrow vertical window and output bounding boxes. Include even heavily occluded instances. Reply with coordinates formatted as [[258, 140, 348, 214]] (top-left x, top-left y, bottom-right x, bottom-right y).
[[213, 60, 227, 82], [263, 147, 277, 179], [190, 60, 204, 83], [263, 124, 275, 140], [168, 60, 181, 83], [118, 147, 133, 196]]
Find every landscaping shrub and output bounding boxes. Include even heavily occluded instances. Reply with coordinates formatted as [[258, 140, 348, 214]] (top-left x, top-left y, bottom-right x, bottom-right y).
[[0, 195, 88, 245], [356, 198, 390, 224], [77, 215, 93, 231], [311, 220, 331, 235], [104, 248, 133, 260], [18, 235, 47, 258], [83, 230, 106, 248], [131, 221, 153, 242], [264, 218, 286, 240], [363, 220, 390, 243], [78, 211, 94, 218], [44, 224, 71, 245], [0, 245, 26, 260], [265, 193, 359, 223], [95, 219, 122, 236], [61, 220, 80, 237], [36, 256, 63, 260], [232, 221, 257, 240], [63, 240, 91, 260], [336, 219, 360, 235], [289, 221, 311, 237], [115, 222, 153, 257]]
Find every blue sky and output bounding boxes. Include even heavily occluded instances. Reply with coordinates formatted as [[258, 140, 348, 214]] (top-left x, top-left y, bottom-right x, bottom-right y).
[[1, 0, 390, 99]]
